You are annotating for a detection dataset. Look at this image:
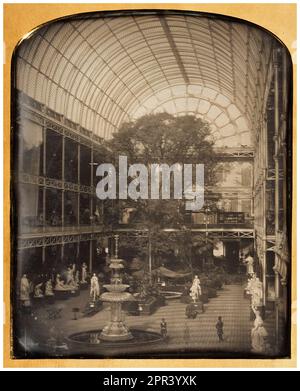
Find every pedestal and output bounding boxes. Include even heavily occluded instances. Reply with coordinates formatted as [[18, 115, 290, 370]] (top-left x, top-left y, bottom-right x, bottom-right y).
[[100, 302, 133, 341], [45, 295, 55, 304], [54, 290, 71, 300], [33, 296, 44, 307]]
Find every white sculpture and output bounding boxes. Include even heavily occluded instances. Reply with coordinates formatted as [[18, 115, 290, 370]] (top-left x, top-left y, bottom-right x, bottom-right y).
[[55, 274, 71, 291], [45, 279, 54, 296], [244, 254, 254, 276], [66, 267, 74, 285], [34, 282, 44, 298], [251, 306, 268, 353], [20, 274, 31, 307], [90, 273, 100, 301], [81, 262, 88, 283], [251, 276, 263, 307], [245, 274, 263, 307], [190, 275, 202, 303], [245, 275, 255, 296]]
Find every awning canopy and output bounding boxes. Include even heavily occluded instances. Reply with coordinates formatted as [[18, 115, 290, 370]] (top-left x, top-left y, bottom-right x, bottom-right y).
[[155, 266, 191, 279]]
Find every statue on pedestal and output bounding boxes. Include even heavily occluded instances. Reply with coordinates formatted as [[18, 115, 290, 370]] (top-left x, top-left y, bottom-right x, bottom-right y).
[[251, 276, 263, 307], [90, 273, 100, 301], [45, 279, 54, 296], [65, 266, 79, 291], [190, 275, 202, 303], [251, 306, 268, 353], [34, 282, 44, 298], [55, 274, 71, 291], [66, 267, 74, 285], [81, 262, 88, 284], [20, 274, 31, 307], [244, 254, 254, 276]]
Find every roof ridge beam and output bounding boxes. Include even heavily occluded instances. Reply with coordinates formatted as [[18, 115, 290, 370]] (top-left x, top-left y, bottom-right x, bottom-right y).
[[159, 16, 190, 85]]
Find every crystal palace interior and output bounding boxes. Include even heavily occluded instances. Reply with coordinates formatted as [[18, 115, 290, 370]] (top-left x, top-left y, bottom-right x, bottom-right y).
[[12, 11, 292, 359]]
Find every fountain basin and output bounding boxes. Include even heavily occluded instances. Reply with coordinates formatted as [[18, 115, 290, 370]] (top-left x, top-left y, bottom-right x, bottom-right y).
[[109, 259, 124, 269], [103, 284, 130, 292], [100, 322, 133, 341], [68, 328, 163, 349], [101, 292, 135, 302]]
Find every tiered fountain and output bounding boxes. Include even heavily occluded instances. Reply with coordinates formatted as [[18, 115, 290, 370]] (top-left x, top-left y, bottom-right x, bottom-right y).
[[100, 235, 135, 341], [67, 234, 163, 356]]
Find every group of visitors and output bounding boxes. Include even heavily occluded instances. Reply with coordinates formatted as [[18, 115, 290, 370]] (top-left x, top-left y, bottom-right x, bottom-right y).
[[160, 315, 224, 343]]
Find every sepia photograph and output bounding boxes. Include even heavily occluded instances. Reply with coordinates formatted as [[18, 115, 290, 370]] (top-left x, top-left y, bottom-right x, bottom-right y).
[[6, 6, 294, 363]]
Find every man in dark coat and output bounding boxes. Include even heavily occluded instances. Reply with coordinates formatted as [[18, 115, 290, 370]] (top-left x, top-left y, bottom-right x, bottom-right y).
[[160, 318, 168, 340], [216, 316, 224, 342]]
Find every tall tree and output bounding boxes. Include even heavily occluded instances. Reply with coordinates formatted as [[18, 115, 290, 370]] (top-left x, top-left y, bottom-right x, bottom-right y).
[[102, 113, 219, 271]]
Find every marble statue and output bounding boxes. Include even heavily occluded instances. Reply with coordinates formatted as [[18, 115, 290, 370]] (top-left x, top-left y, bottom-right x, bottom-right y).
[[245, 275, 255, 296], [90, 273, 100, 301], [251, 276, 263, 307], [20, 274, 31, 307], [81, 262, 88, 283], [244, 254, 254, 276], [66, 267, 74, 285], [190, 275, 202, 303], [34, 282, 44, 298], [55, 274, 71, 291], [45, 279, 54, 296], [251, 306, 268, 353]]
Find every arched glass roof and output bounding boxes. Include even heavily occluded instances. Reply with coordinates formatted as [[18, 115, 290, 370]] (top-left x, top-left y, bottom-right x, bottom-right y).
[[16, 13, 274, 146]]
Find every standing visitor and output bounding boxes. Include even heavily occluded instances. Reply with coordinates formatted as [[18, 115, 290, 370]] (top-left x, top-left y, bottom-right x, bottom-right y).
[[160, 318, 168, 340], [216, 316, 224, 342]]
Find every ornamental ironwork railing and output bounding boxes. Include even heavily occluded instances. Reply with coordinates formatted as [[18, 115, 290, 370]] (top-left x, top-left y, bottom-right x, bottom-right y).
[[17, 172, 94, 194]]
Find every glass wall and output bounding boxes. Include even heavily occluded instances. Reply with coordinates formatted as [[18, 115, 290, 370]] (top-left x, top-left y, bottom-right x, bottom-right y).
[[80, 193, 91, 224], [80, 144, 91, 186], [45, 188, 62, 227], [64, 191, 78, 226], [20, 118, 44, 176], [46, 128, 62, 179], [16, 114, 107, 233], [65, 138, 78, 183]]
